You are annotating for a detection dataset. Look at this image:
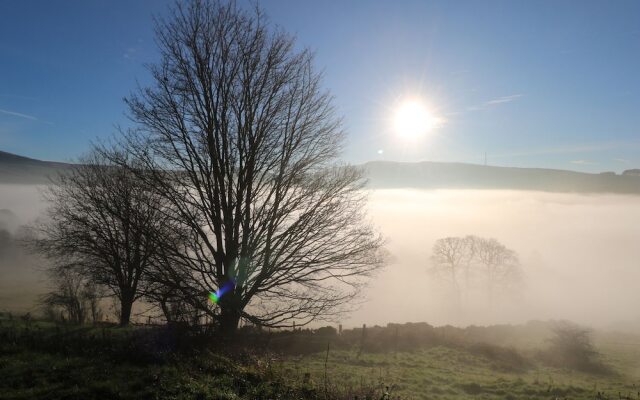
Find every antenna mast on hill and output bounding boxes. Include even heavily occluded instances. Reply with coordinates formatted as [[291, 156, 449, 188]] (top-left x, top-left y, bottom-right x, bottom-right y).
[[484, 152, 487, 166]]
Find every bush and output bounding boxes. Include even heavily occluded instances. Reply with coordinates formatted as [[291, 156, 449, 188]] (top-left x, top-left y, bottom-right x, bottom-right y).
[[467, 342, 530, 372], [539, 322, 610, 374]]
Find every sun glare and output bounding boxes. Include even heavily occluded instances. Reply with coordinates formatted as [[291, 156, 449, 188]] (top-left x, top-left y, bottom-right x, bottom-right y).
[[393, 99, 441, 139]]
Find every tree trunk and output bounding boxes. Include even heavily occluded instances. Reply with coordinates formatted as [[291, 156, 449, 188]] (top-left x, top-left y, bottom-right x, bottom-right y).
[[160, 298, 172, 324], [119, 291, 134, 327], [219, 310, 240, 335], [218, 301, 241, 335]]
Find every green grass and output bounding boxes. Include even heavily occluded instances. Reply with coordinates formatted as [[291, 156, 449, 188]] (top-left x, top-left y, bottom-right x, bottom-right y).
[[0, 320, 293, 400], [0, 344, 322, 400], [280, 345, 640, 399], [0, 345, 285, 400], [0, 319, 372, 399], [3, 317, 640, 400]]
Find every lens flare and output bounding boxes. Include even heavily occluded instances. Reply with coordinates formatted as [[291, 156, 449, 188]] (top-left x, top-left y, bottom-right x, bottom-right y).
[[208, 292, 219, 304], [208, 279, 236, 304]]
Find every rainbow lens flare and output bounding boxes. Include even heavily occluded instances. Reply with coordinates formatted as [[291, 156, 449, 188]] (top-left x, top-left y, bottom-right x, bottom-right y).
[[208, 292, 219, 304], [208, 279, 235, 304]]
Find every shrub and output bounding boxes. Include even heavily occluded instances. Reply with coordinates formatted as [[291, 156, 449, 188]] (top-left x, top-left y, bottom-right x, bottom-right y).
[[539, 322, 610, 374], [467, 342, 530, 372]]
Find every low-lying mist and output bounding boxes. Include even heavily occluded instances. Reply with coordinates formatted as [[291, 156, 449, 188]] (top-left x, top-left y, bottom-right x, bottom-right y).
[[0, 184, 47, 313], [2, 184, 640, 330], [348, 189, 640, 330]]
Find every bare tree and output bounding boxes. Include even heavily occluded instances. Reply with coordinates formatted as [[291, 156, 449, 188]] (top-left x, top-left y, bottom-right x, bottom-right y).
[[143, 270, 198, 325], [470, 236, 521, 305], [83, 280, 105, 324], [120, 0, 384, 333], [429, 237, 472, 302], [429, 235, 521, 307], [40, 266, 90, 324], [31, 149, 168, 326]]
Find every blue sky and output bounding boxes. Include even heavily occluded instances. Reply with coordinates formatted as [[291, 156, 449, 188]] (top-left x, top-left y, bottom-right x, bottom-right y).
[[1, 1, 639, 172]]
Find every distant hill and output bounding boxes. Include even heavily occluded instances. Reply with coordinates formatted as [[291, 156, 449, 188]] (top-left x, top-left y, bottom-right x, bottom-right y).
[[622, 168, 640, 177], [0, 150, 71, 184], [363, 161, 640, 194], [2, 150, 640, 194]]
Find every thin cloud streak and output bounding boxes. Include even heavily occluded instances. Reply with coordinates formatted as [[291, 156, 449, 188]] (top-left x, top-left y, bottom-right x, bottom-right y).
[[0, 108, 54, 125], [485, 94, 523, 105], [467, 94, 523, 111], [0, 108, 38, 121], [571, 159, 596, 165]]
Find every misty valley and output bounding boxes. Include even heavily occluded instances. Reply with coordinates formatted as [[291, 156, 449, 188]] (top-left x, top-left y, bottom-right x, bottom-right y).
[[2, 0, 640, 399], [3, 157, 640, 399], [6, 184, 640, 329]]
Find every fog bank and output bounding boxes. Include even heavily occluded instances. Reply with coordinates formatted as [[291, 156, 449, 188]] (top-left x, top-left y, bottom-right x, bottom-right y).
[[346, 189, 640, 329], [2, 184, 640, 330], [0, 184, 47, 313]]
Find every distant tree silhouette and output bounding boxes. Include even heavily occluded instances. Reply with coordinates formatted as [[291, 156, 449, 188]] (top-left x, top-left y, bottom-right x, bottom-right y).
[[429, 235, 521, 306], [429, 236, 474, 303], [117, 0, 385, 333], [31, 149, 169, 326], [39, 266, 96, 325], [469, 236, 521, 306]]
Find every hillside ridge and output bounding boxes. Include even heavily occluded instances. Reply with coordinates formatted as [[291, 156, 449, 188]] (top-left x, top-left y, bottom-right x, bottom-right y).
[[0, 150, 72, 183], [1, 150, 639, 193], [362, 160, 640, 193]]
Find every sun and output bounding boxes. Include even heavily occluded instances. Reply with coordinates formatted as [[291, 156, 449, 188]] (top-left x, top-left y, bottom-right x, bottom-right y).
[[393, 99, 441, 139]]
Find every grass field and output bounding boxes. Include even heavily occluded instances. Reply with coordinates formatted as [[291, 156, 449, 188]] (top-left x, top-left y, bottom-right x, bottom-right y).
[[283, 346, 640, 399], [2, 316, 640, 399], [0, 319, 300, 400]]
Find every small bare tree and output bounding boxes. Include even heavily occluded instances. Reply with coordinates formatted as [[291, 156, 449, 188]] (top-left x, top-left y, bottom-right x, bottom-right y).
[[470, 236, 521, 305], [429, 237, 473, 302], [31, 148, 168, 326], [83, 280, 104, 324], [429, 235, 521, 307], [40, 266, 90, 324], [120, 0, 385, 333]]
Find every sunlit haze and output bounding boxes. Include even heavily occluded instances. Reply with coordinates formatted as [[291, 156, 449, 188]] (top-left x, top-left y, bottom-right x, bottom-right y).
[[2, 2, 640, 397]]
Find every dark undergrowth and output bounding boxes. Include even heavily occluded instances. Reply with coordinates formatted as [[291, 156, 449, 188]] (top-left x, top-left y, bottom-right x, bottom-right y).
[[0, 319, 391, 400], [0, 316, 620, 399]]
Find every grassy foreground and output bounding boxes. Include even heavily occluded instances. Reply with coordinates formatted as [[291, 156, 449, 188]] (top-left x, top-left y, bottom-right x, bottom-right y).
[[0, 319, 378, 400], [2, 317, 640, 399], [283, 346, 640, 399]]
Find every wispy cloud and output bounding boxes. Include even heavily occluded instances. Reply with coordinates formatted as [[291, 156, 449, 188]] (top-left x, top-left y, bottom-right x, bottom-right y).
[[0, 108, 53, 125], [571, 159, 596, 165], [0, 108, 38, 121], [485, 94, 523, 105], [614, 158, 630, 164], [468, 94, 523, 111]]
